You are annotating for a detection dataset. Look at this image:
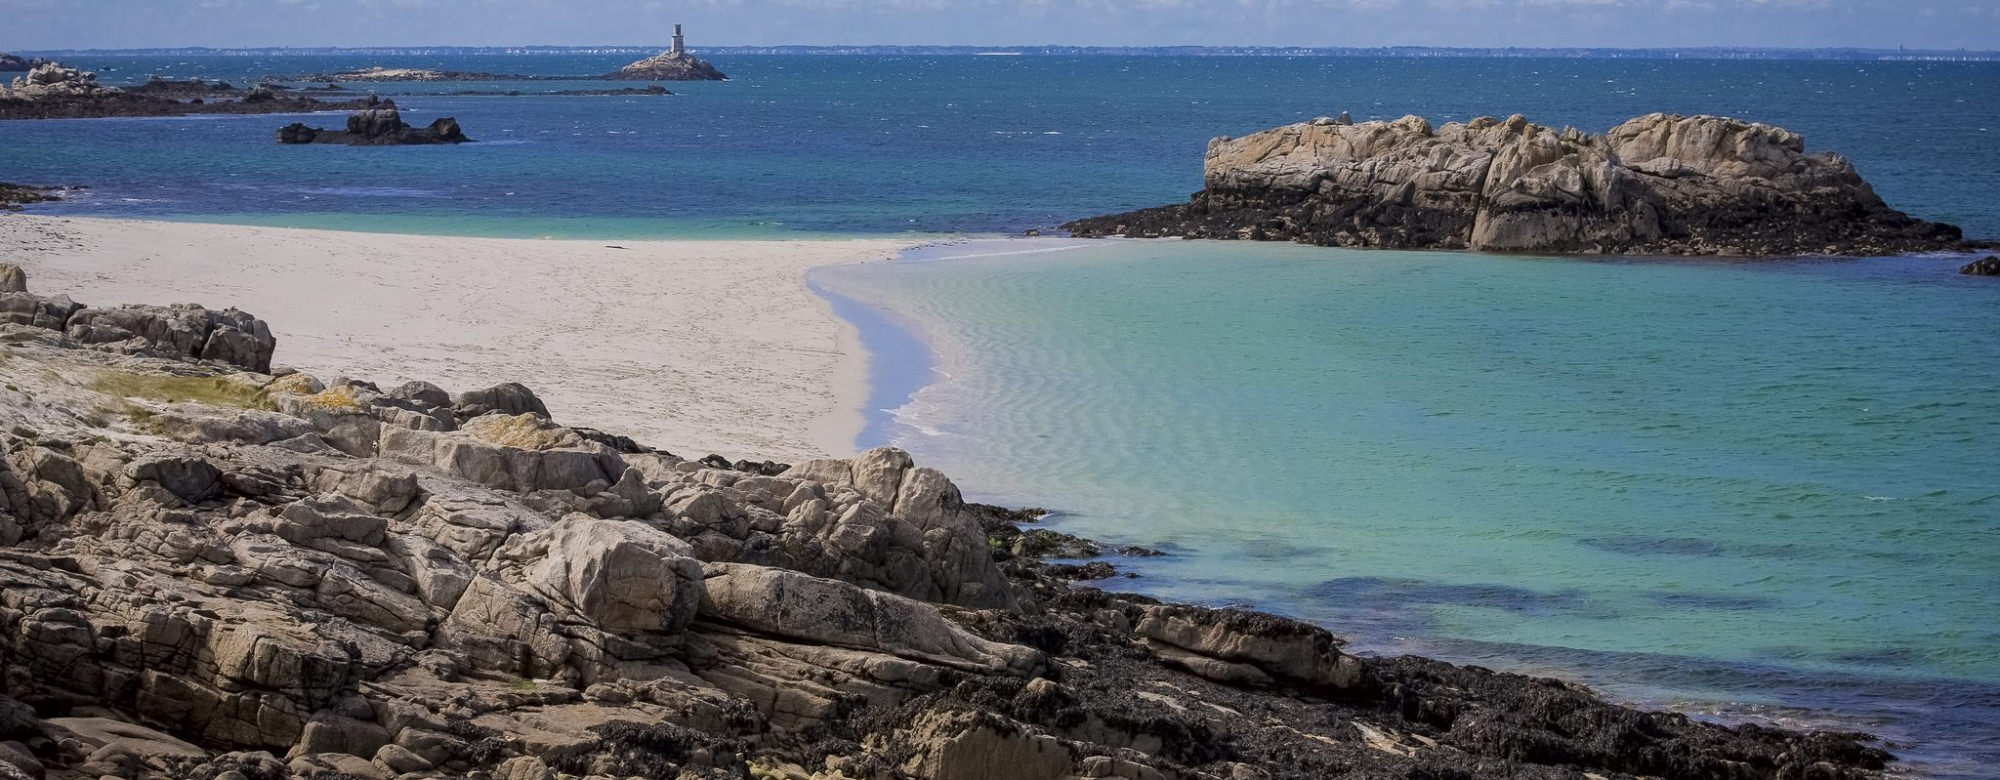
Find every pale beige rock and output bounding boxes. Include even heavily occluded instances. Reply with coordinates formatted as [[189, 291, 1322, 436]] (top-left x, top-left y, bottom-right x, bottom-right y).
[[525, 514, 703, 634], [700, 563, 1041, 676], [896, 710, 1072, 780], [44, 717, 206, 760]]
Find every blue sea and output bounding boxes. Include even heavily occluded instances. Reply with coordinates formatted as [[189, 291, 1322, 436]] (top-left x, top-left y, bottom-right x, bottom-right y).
[[6, 52, 1998, 777]]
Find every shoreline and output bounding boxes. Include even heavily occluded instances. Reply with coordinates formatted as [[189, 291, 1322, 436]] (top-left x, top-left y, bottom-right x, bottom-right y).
[[0, 215, 1968, 780], [0, 214, 912, 460], [802, 239, 1996, 779]]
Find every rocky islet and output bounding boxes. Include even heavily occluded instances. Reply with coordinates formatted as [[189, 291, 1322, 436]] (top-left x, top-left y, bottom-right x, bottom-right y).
[[277, 102, 470, 146], [1064, 112, 1972, 257], [0, 63, 381, 121], [0, 263, 1901, 780]]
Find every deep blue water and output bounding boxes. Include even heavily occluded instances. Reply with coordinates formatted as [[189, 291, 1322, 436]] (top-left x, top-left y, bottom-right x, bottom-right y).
[[6, 53, 2000, 777], [4, 54, 1998, 238]]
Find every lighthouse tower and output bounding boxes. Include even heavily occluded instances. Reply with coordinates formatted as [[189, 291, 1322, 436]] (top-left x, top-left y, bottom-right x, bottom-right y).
[[671, 24, 686, 57]]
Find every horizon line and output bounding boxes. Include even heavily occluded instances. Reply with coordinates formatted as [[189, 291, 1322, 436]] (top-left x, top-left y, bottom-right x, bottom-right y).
[[13, 43, 2000, 58]]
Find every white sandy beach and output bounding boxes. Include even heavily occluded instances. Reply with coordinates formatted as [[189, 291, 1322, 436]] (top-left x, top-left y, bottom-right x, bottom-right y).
[[0, 215, 912, 460]]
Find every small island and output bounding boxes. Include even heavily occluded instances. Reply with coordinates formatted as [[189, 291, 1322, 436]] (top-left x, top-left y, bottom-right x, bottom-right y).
[[605, 24, 729, 81], [1063, 113, 1971, 257]]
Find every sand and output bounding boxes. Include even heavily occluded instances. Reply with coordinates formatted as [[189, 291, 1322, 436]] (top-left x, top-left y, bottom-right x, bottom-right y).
[[0, 215, 913, 461]]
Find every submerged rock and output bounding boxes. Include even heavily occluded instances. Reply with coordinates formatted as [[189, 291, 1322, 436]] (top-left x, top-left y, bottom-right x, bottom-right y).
[[1064, 112, 1969, 257], [1960, 255, 2000, 276]]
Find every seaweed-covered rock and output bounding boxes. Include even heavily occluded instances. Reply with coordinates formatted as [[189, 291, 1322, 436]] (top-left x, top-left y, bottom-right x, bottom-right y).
[[276, 103, 469, 146]]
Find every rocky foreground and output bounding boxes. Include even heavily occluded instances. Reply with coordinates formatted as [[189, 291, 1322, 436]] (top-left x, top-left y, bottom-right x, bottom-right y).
[[0, 265, 1895, 780], [0, 63, 380, 121], [1064, 113, 1970, 257]]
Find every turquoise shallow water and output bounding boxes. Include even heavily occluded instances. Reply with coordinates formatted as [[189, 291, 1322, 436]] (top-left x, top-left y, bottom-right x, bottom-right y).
[[815, 241, 2000, 777]]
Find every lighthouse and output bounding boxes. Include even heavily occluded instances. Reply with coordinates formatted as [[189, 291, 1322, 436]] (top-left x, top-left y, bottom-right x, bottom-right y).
[[672, 24, 686, 57]]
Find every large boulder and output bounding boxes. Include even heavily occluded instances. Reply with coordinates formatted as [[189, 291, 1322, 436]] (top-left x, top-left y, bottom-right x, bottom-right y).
[[454, 382, 550, 420], [1961, 255, 2000, 276], [0, 292, 81, 330], [1133, 604, 1365, 691], [700, 563, 1042, 676], [1065, 113, 1966, 257], [776, 447, 1015, 609], [525, 515, 703, 634]]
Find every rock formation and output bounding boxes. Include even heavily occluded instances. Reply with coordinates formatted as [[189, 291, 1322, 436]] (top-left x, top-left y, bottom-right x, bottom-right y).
[[1961, 255, 2000, 276], [0, 53, 48, 72], [0, 63, 112, 99], [121, 76, 244, 101], [0, 264, 1898, 779], [1064, 113, 1969, 257], [0, 184, 61, 212], [607, 51, 728, 81], [277, 103, 470, 146], [0, 62, 379, 120]]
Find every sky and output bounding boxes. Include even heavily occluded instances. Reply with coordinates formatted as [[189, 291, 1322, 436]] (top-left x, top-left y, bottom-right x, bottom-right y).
[[4, 0, 1998, 51]]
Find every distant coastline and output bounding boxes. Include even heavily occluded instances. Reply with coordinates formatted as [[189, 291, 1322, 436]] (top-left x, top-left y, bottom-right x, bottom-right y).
[[15, 44, 2000, 62]]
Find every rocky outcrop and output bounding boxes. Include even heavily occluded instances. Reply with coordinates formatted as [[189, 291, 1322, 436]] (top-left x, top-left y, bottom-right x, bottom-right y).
[[0, 272, 274, 373], [121, 76, 243, 100], [0, 63, 110, 99], [1961, 255, 2000, 276], [0, 273, 1899, 780], [65, 304, 277, 373], [277, 103, 469, 146], [0, 63, 380, 120], [1064, 112, 1969, 257], [0, 185, 60, 212], [0, 53, 47, 72], [605, 51, 728, 81]]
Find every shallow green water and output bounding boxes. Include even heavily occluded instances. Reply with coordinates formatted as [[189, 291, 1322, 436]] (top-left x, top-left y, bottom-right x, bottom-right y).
[[816, 240, 2000, 775]]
